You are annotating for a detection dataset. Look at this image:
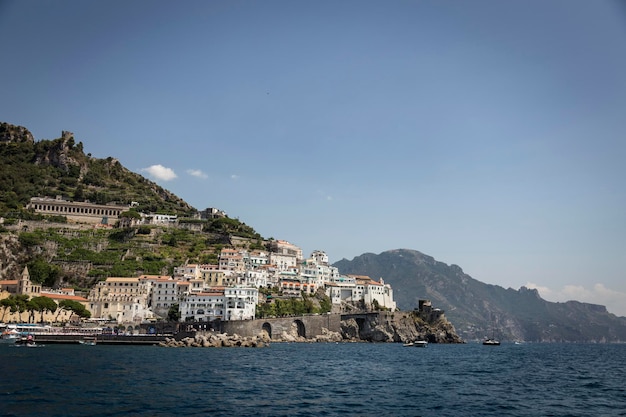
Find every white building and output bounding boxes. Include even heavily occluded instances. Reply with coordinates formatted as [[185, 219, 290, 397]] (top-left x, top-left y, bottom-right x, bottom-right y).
[[326, 275, 358, 305], [179, 290, 225, 322], [301, 251, 338, 287], [219, 248, 245, 272], [224, 287, 258, 321], [174, 264, 201, 280], [179, 286, 258, 322], [145, 213, 177, 225], [247, 250, 269, 268], [359, 276, 396, 311], [242, 269, 268, 288], [268, 240, 302, 271], [326, 275, 396, 311], [147, 276, 183, 318]]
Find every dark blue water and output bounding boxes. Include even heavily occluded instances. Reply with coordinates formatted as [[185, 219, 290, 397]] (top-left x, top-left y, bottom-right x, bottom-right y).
[[1, 342, 625, 416]]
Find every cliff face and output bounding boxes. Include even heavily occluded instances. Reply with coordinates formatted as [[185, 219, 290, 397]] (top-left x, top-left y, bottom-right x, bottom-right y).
[[0, 234, 28, 281], [340, 312, 464, 344], [0, 122, 34, 143], [32, 130, 86, 175]]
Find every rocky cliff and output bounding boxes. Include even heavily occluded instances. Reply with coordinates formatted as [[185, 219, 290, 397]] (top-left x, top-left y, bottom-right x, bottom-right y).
[[341, 311, 463, 344]]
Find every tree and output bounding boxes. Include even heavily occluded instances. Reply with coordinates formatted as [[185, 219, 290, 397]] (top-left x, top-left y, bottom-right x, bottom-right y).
[[10, 294, 29, 322], [56, 299, 90, 321], [26, 298, 40, 323], [0, 297, 16, 321], [18, 232, 42, 247], [167, 304, 180, 322], [318, 295, 332, 314], [55, 300, 71, 321], [28, 257, 61, 287], [256, 301, 276, 318], [30, 296, 57, 322], [120, 209, 141, 222]]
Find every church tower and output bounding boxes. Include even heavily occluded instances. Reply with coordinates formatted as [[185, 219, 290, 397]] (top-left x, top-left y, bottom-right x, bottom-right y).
[[17, 266, 41, 296]]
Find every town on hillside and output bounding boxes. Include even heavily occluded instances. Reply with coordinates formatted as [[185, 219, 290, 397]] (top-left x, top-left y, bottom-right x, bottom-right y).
[[1, 198, 397, 328]]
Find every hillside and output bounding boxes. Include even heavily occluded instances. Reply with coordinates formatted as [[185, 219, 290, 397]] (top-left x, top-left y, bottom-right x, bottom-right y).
[[334, 249, 626, 343], [0, 122, 264, 287], [0, 122, 193, 216]]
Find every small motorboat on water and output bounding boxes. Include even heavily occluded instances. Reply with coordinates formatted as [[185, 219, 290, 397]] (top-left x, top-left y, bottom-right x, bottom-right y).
[[403, 340, 428, 348], [78, 336, 97, 346], [14, 334, 38, 347], [482, 338, 501, 346]]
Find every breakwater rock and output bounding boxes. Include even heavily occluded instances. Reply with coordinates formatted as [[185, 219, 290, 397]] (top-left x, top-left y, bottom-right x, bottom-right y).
[[275, 326, 343, 343], [159, 332, 270, 348]]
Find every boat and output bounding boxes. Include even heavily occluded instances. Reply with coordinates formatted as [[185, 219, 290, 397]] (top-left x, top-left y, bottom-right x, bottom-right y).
[[79, 336, 97, 346], [403, 340, 428, 347], [14, 334, 37, 347], [483, 314, 501, 345], [1, 328, 21, 343]]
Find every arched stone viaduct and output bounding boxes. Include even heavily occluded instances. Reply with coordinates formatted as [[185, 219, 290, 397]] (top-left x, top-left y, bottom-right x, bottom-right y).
[[179, 312, 383, 340], [221, 314, 342, 339]]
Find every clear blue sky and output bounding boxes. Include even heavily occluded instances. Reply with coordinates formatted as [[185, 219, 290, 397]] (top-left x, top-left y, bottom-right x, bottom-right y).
[[1, 0, 625, 316]]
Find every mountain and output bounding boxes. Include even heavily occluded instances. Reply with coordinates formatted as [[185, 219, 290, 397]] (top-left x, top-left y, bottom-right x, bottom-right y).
[[0, 122, 193, 216], [334, 249, 626, 343]]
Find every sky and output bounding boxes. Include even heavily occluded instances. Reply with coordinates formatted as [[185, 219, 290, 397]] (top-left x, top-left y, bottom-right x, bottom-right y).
[[1, 0, 626, 316]]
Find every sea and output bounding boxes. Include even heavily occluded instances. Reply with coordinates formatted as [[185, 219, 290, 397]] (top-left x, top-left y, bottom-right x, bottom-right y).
[[1, 342, 625, 417]]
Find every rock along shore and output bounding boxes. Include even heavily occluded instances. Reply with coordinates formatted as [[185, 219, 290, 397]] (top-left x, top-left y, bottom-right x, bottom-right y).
[[158, 326, 347, 348]]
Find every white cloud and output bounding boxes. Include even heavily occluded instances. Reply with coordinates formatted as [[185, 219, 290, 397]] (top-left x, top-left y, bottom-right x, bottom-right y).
[[525, 282, 626, 317], [187, 169, 208, 179], [231, 174, 240, 180], [142, 164, 177, 181]]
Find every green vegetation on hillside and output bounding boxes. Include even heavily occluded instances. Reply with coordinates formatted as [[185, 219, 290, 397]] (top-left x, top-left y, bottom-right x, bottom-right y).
[[15, 225, 258, 286], [256, 292, 332, 318], [0, 123, 194, 217], [0, 122, 266, 288]]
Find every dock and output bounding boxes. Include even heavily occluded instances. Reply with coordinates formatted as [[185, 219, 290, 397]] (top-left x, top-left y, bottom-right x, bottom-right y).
[[25, 334, 170, 345]]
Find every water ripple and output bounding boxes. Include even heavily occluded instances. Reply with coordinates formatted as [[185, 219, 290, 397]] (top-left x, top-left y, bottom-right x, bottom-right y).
[[1, 343, 626, 416]]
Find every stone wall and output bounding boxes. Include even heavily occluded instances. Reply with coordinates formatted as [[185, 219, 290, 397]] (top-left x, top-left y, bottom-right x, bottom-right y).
[[178, 311, 463, 344], [182, 314, 342, 340]]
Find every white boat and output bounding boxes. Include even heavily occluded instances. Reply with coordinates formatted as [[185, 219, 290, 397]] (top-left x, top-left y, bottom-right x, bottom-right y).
[[1, 328, 20, 343], [79, 336, 97, 346], [403, 340, 428, 347], [483, 315, 501, 346]]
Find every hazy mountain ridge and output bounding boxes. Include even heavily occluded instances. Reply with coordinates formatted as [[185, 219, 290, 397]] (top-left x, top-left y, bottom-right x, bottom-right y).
[[334, 249, 626, 342]]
